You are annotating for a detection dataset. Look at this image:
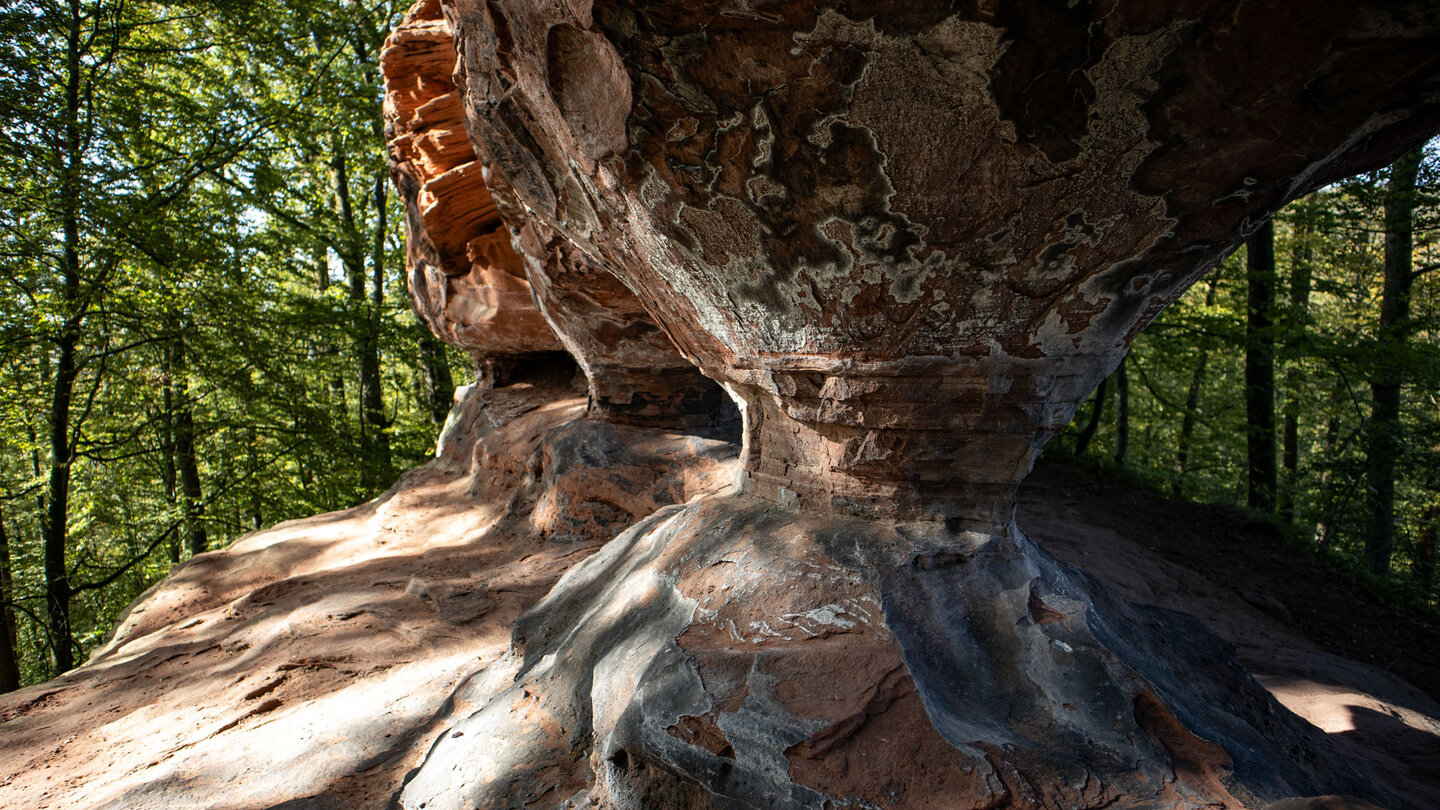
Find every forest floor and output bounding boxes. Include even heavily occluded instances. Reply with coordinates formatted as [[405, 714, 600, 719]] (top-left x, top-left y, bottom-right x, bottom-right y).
[[0, 397, 1436, 809]]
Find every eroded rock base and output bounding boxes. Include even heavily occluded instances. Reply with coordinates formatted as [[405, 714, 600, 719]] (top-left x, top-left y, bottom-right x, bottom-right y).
[[0, 377, 737, 810], [397, 496, 1382, 810]]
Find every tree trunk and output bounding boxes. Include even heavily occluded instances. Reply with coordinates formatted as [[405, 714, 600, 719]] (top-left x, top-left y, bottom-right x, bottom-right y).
[[169, 337, 208, 557], [1316, 404, 1343, 551], [1246, 220, 1278, 513], [1365, 147, 1423, 577], [363, 171, 392, 481], [1280, 219, 1315, 521], [1174, 276, 1221, 497], [330, 142, 391, 489], [313, 244, 348, 416], [417, 332, 456, 424], [1073, 376, 1108, 456], [1417, 503, 1437, 591], [44, 0, 87, 674], [161, 366, 180, 563], [45, 219, 78, 674], [246, 424, 263, 531], [1113, 355, 1130, 466], [0, 507, 21, 693]]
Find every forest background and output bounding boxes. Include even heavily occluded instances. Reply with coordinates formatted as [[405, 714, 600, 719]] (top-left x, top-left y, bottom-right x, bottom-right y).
[[0, 0, 1436, 690]]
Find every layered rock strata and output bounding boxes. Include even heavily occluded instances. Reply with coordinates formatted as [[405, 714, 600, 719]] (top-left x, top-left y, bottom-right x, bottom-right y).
[[383, 0, 561, 368], [385, 1, 733, 432], [387, 0, 1440, 807]]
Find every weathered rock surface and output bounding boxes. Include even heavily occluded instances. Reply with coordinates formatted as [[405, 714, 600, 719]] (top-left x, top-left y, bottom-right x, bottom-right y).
[[2, 422, 1436, 808], [12, 3, 1436, 809], [396, 498, 1389, 809], [488, 164, 734, 432], [383, 0, 561, 362], [386, 0, 736, 432], [407, 0, 1440, 806], [451, 0, 1440, 524], [0, 377, 737, 809], [1019, 464, 1440, 810]]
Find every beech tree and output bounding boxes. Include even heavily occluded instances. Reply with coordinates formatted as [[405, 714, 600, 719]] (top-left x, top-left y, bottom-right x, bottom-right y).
[[0, 0, 464, 686], [1247, 221, 1279, 512], [1366, 148, 1424, 576], [1070, 142, 1440, 590]]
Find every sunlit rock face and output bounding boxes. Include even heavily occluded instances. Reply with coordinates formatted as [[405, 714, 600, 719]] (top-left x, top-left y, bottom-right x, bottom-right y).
[[386, 1, 734, 431], [448, 0, 1440, 526], [383, 0, 562, 366]]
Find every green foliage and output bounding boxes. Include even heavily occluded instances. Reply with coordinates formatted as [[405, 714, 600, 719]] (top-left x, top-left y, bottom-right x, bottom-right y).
[[2, 0, 1437, 688], [0, 0, 467, 686], [1051, 140, 1440, 605]]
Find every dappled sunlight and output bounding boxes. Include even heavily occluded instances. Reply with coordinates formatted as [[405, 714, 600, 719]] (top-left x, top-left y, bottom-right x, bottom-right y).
[[1257, 675, 1440, 737], [0, 384, 745, 809], [72, 644, 513, 809], [0, 395, 588, 808]]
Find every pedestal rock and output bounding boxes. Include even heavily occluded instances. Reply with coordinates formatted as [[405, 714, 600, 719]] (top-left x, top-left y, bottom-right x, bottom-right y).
[[396, 2, 1440, 808]]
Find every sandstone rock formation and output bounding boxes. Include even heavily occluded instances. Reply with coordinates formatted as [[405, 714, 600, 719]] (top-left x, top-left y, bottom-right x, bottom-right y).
[[6, 408, 1437, 810], [0, 376, 738, 810], [383, 0, 562, 371], [384, 1, 1440, 807], [450, 0, 1440, 525], [386, 1, 734, 431]]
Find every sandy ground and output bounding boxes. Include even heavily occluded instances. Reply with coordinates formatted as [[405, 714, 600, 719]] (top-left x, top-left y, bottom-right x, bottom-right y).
[[0, 401, 1435, 809]]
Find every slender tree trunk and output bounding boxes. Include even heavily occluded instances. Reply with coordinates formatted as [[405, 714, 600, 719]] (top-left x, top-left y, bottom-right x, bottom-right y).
[[313, 244, 348, 416], [171, 336, 208, 557], [1418, 503, 1437, 592], [364, 172, 392, 479], [246, 424, 262, 531], [45, 217, 78, 674], [1246, 220, 1278, 512], [1113, 356, 1130, 466], [0, 507, 21, 693], [1365, 147, 1422, 577], [418, 333, 456, 423], [1074, 377, 1109, 456], [1173, 277, 1222, 497], [1316, 406, 1342, 551], [44, 0, 87, 673], [1173, 356, 1208, 497], [1280, 221, 1314, 521], [330, 143, 391, 488], [161, 366, 180, 563]]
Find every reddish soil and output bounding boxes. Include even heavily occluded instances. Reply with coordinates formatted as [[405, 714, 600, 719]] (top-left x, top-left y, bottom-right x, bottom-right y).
[[1022, 458, 1440, 810], [1023, 459, 1440, 700]]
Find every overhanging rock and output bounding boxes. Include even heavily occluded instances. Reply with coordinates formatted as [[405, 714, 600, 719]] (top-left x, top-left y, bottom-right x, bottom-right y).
[[396, 1, 1440, 807]]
